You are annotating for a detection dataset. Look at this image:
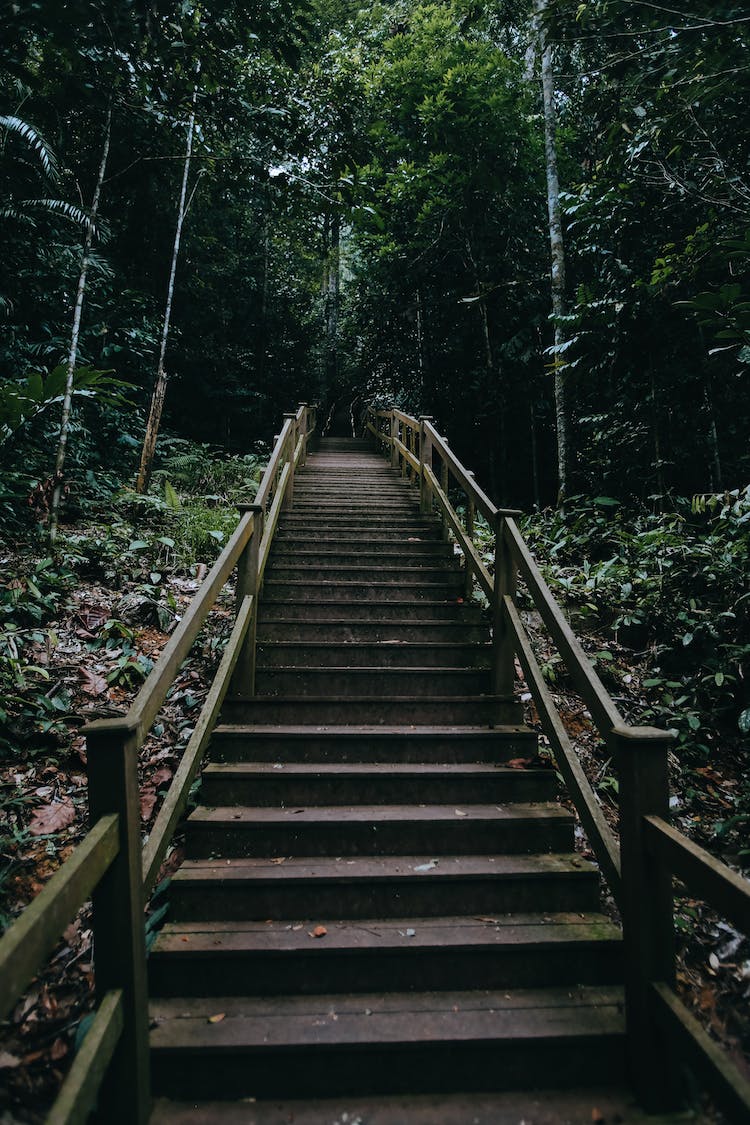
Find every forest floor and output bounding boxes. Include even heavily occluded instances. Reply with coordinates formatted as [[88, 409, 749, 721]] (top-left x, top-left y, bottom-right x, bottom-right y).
[[0, 508, 748, 1121]]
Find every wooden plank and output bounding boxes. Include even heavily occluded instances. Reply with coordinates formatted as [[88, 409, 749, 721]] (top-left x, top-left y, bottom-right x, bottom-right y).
[[293, 434, 305, 469], [503, 596, 623, 904], [46, 990, 123, 1125], [392, 408, 419, 430], [256, 417, 293, 508], [142, 596, 255, 896], [258, 462, 291, 584], [0, 815, 119, 1021], [652, 982, 750, 1121], [423, 465, 492, 597], [502, 517, 623, 738], [644, 815, 750, 934], [423, 421, 497, 524]]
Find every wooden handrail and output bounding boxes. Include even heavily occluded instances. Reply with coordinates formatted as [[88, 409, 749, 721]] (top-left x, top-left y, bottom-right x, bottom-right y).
[[0, 814, 119, 1021], [46, 989, 123, 1125], [367, 402, 750, 1118]]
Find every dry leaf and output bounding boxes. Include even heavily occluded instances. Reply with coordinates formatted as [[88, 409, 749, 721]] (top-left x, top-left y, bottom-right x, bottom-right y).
[[475, 916, 498, 924], [50, 1038, 68, 1061], [507, 757, 534, 770], [0, 1052, 21, 1069], [79, 667, 107, 697], [309, 925, 327, 938], [454, 809, 468, 817], [140, 786, 157, 823], [270, 857, 286, 865], [207, 1013, 225, 1024], [28, 798, 75, 837], [151, 767, 173, 788]]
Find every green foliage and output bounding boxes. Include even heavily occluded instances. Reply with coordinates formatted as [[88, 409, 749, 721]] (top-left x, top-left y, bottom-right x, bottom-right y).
[[0, 366, 132, 445]]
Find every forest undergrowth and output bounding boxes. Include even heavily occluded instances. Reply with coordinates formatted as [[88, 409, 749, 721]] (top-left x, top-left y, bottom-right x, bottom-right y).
[[0, 439, 262, 1121]]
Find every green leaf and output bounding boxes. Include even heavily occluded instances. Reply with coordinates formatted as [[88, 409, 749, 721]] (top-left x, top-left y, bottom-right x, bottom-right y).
[[738, 708, 750, 734], [164, 480, 182, 511]]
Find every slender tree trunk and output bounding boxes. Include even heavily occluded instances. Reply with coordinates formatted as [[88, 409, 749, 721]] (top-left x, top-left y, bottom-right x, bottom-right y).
[[136, 82, 198, 493], [49, 104, 112, 542], [535, 0, 569, 501], [704, 382, 723, 491], [530, 398, 540, 510], [325, 211, 341, 388]]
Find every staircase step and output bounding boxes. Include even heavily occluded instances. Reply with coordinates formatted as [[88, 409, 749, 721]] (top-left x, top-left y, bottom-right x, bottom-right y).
[[150, 1088, 686, 1125], [258, 600, 482, 623], [184, 803, 572, 859], [273, 536, 446, 551], [149, 986, 626, 1099], [209, 724, 537, 763], [221, 696, 516, 724], [270, 547, 455, 564], [169, 852, 600, 921], [256, 620, 488, 642], [263, 581, 465, 601], [149, 913, 622, 997], [200, 762, 556, 806], [256, 667, 490, 697], [264, 564, 461, 584], [257, 642, 490, 669]]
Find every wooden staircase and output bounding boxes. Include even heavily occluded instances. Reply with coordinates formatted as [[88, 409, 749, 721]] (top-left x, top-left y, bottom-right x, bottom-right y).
[[147, 438, 631, 1120]]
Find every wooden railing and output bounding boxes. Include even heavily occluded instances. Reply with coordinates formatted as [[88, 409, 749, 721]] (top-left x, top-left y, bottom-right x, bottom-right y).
[[0, 403, 316, 1125], [366, 404, 750, 1121]]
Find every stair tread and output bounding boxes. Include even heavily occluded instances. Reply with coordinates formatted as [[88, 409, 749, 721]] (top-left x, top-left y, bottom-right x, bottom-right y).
[[213, 724, 532, 736], [191, 803, 569, 825], [203, 763, 542, 777], [150, 985, 625, 1050], [173, 852, 593, 883], [150, 1089, 687, 1125], [153, 913, 621, 955]]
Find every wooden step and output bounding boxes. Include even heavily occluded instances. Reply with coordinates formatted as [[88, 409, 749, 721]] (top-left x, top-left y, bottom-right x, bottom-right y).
[[150, 1088, 686, 1125], [263, 580, 465, 602], [149, 986, 626, 1099], [220, 696, 517, 725], [168, 852, 600, 921], [184, 803, 573, 859], [270, 546, 456, 564], [257, 642, 490, 669], [255, 666, 490, 697], [264, 564, 461, 584], [256, 620, 489, 642], [200, 762, 556, 806], [209, 724, 537, 763], [149, 913, 622, 998], [258, 600, 482, 623]]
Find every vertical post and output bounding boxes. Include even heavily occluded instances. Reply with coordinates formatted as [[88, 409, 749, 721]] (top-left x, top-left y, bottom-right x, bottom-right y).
[[390, 410, 399, 470], [439, 444, 450, 541], [298, 403, 309, 466], [419, 416, 433, 515], [491, 512, 521, 722], [232, 504, 263, 698], [612, 724, 678, 1111], [465, 474, 476, 600], [85, 718, 150, 1125], [282, 414, 297, 509]]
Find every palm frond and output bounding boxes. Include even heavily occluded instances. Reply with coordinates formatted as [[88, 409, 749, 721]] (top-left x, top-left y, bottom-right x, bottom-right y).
[[0, 115, 59, 182]]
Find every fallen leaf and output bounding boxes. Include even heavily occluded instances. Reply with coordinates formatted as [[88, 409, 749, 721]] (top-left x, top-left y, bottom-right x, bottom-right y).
[[270, 857, 286, 865], [140, 787, 157, 823], [0, 1052, 21, 1069], [413, 860, 438, 872], [454, 809, 468, 817], [207, 1013, 225, 1024], [28, 798, 75, 837], [709, 952, 720, 972], [475, 916, 498, 924], [309, 925, 327, 938], [591, 1109, 605, 1124], [50, 1038, 68, 1061], [79, 667, 107, 697], [507, 757, 534, 770], [151, 767, 173, 788]]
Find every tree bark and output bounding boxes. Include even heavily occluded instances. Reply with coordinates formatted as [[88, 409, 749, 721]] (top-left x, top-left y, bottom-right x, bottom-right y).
[[535, 0, 569, 501], [48, 104, 112, 542], [136, 82, 198, 494], [325, 210, 341, 389]]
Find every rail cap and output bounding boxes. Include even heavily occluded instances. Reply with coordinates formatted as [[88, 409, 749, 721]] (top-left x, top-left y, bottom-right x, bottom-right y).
[[82, 714, 140, 739], [611, 723, 677, 745], [236, 502, 264, 513]]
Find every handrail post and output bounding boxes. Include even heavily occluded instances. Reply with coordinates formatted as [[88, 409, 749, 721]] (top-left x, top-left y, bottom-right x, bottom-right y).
[[283, 413, 297, 509], [419, 416, 433, 515], [492, 514, 521, 722], [390, 410, 399, 469], [299, 402, 309, 466], [465, 473, 476, 600], [611, 723, 679, 1111], [85, 717, 150, 1125], [232, 503, 263, 699], [439, 443, 450, 541]]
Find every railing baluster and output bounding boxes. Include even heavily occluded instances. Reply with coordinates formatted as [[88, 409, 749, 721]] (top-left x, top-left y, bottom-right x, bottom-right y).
[[390, 410, 399, 469], [465, 473, 476, 600], [232, 504, 263, 699], [491, 514, 520, 722], [419, 416, 433, 515]]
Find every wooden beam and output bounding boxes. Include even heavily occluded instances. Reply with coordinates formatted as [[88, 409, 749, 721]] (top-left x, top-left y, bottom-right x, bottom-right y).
[[644, 815, 750, 934], [46, 990, 123, 1125], [0, 815, 119, 1021]]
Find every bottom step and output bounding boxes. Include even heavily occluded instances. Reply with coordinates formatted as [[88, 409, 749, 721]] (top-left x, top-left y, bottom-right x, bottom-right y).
[[150, 986, 625, 1100], [151, 1089, 688, 1125]]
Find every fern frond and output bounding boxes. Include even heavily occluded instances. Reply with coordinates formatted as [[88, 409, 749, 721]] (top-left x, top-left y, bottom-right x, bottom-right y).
[[0, 115, 59, 182]]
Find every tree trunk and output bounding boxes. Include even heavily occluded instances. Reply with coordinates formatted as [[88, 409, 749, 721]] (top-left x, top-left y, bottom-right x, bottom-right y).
[[48, 104, 112, 542], [535, 0, 569, 501], [325, 210, 341, 389], [136, 82, 198, 494]]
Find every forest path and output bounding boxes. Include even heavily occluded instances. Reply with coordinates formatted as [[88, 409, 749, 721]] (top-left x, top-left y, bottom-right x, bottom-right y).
[[142, 438, 659, 1122]]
